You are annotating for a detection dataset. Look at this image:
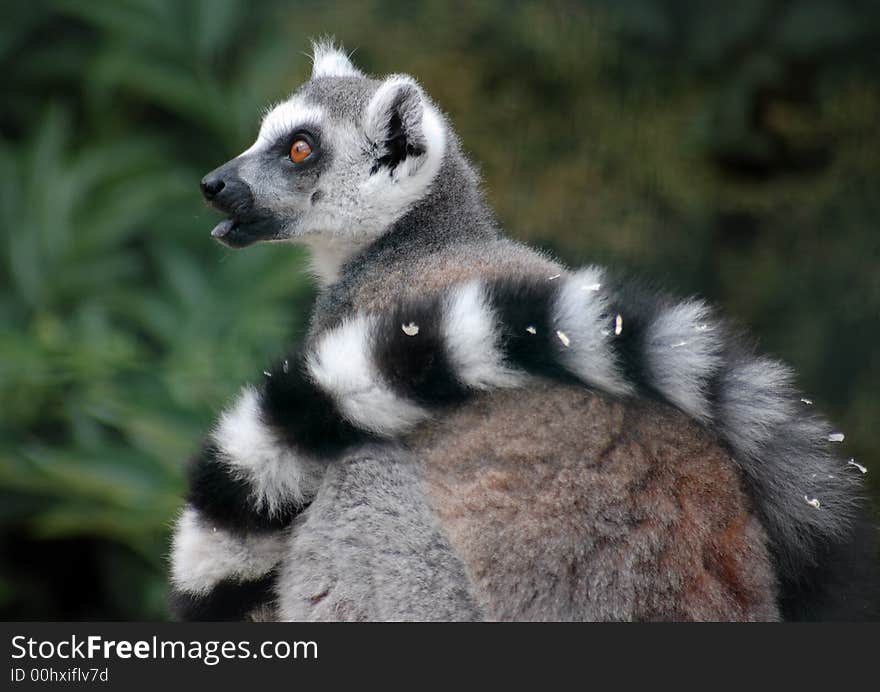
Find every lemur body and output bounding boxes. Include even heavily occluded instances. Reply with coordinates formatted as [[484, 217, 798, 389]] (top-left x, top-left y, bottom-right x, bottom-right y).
[[170, 43, 876, 621]]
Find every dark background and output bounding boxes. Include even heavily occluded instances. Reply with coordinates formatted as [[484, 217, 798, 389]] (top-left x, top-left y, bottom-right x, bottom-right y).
[[1, 0, 878, 620]]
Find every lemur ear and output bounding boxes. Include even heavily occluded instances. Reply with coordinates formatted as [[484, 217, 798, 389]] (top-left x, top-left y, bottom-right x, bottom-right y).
[[364, 76, 431, 173], [310, 39, 361, 79]]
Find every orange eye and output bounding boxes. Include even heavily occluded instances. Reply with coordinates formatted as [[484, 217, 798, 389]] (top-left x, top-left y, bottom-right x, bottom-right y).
[[290, 138, 312, 163]]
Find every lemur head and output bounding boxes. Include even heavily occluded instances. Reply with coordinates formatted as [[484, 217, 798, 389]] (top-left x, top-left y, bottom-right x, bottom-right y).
[[201, 41, 448, 279]]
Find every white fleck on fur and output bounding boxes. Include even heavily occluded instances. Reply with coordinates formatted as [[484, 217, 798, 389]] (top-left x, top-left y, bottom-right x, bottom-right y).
[[442, 281, 525, 389], [310, 40, 362, 79], [307, 315, 428, 436], [170, 507, 288, 596], [553, 267, 631, 396], [213, 387, 324, 515], [848, 459, 868, 474], [644, 300, 723, 422]]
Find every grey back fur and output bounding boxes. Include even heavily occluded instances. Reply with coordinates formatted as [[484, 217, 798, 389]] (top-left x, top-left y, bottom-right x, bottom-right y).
[[276, 446, 481, 621]]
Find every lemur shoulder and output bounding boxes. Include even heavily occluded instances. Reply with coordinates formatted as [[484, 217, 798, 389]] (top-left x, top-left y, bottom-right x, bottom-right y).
[[170, 42, 877, 621]]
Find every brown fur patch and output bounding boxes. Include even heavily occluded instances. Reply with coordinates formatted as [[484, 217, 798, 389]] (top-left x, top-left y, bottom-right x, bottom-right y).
[[336, 244, 777, 620], [349, 239, 560, 316], [410, 384, 779, 621]]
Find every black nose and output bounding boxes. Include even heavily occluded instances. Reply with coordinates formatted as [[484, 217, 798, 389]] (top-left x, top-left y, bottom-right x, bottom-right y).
[[200, 175, 226, 201]]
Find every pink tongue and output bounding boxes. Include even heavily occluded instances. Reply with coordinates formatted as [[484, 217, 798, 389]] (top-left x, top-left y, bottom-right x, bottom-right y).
[[211, 218, 236, 238]]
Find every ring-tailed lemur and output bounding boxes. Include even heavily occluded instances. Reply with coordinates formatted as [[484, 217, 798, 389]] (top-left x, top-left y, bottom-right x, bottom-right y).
[[170, 41, 877, 621]]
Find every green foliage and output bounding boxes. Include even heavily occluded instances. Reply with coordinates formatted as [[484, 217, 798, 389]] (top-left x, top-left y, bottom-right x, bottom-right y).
[[1, 0, 878, 618], [0, 0, 315, 619]]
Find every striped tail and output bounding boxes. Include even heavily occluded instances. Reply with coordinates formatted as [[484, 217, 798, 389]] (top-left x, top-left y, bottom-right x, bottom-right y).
[[174, 266, 872, 618], [296, 267, 869, 608]]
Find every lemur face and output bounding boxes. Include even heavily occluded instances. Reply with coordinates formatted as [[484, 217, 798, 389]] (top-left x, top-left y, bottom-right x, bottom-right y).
[[201, 42, 447, 267]]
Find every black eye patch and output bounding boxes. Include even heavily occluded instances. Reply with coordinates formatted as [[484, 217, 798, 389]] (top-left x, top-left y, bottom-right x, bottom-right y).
[[268, 127, 324, 170]]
